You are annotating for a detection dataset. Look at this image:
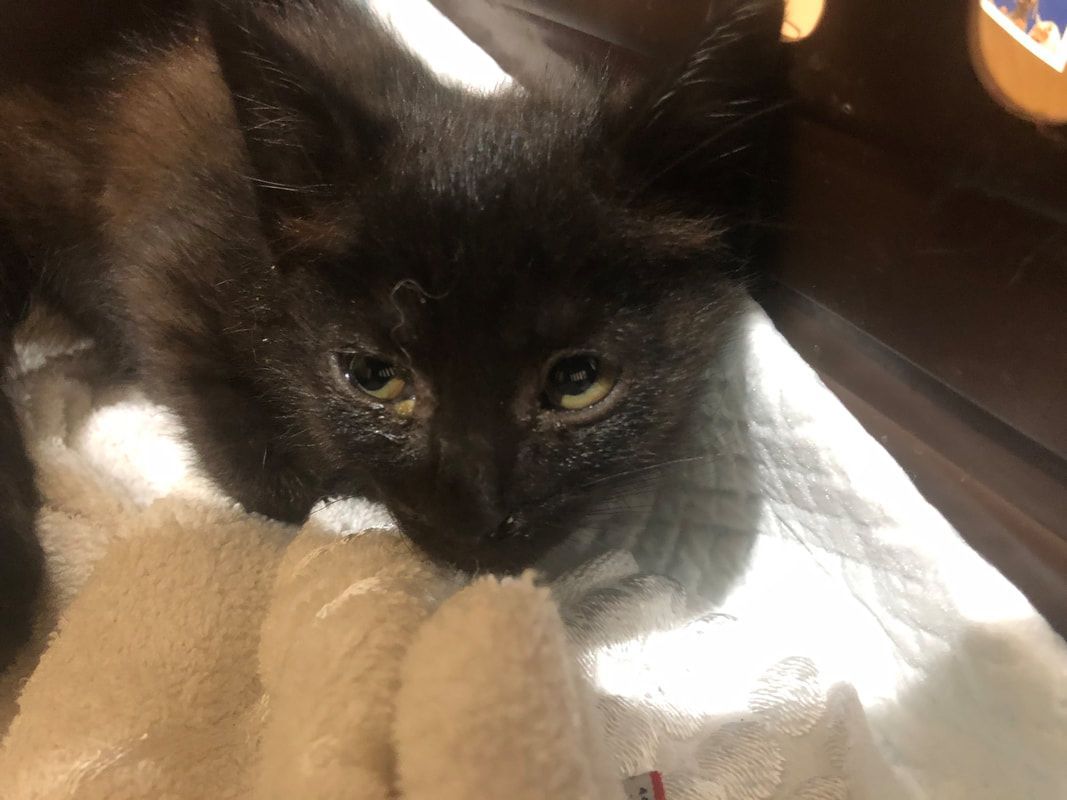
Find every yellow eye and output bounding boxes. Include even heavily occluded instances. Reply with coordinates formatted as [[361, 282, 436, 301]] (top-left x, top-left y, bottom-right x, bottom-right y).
[[341, 355, 409, 402], [544, 354, 617, 411]]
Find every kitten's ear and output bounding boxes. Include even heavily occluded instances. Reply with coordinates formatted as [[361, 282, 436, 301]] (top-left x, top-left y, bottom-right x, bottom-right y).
[[608, 0, 786, 213], [203, 0, 391, 246]]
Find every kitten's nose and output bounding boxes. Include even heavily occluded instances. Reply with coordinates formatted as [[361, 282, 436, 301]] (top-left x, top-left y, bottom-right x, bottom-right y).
[[433, 433, 520, 544], [486, 513, 520, 542], [431, 474, 516, 545]]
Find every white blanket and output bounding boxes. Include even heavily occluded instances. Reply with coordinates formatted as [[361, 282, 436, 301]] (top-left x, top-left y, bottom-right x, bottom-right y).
[[8, 4, 1067, 798], [559, 300, 1067, 799]]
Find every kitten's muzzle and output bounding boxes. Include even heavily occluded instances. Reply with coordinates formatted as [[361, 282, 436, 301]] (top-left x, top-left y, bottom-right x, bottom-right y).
[[389, 500, 538, 572], [433, 506, 524, 546]]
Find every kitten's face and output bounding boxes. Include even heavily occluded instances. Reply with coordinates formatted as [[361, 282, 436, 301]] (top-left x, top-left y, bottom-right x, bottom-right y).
[[276, 150, 736, 569], [208, 0, 783, 571]]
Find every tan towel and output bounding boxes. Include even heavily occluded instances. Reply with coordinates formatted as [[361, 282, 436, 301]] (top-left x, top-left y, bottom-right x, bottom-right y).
[[0, 506, 620, 799]]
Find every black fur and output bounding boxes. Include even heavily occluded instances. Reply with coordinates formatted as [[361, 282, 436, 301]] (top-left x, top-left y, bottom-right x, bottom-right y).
[[0, 0, 784, 656]]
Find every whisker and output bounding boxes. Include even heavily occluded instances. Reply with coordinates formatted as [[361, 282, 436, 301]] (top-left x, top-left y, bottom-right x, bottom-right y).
[[632, 99, 793, 200], [578, 452, 720, 491]]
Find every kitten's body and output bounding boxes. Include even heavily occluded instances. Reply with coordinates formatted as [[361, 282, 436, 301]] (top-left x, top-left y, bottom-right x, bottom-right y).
[[0, 0, 784, 657]]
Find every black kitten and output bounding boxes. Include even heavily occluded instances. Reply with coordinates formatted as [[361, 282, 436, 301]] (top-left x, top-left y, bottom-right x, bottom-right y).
[[0, 0, 784, 653]]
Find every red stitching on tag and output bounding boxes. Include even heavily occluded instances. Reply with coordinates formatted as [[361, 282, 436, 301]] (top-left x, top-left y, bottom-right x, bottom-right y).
[[650, 770, 666, 800]]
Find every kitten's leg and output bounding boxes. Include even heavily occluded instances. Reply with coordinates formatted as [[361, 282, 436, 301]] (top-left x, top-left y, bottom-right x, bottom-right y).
[[0, 247, 43, 667], [169, 377, 324, 525]]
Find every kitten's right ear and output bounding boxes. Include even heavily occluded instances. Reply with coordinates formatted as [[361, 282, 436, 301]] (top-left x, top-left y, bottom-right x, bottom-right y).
[[606, 0, 786, 215], [203, 0, 391, 245]]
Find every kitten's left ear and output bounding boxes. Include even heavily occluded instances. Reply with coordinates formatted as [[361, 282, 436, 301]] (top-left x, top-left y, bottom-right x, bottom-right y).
[[204, 0, 392, 249], [608, 0, 786, 213]]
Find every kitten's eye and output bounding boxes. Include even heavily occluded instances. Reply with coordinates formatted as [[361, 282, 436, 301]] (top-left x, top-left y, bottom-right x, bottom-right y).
[[544, 353, 617, 411], [340, 355, 409, 401]]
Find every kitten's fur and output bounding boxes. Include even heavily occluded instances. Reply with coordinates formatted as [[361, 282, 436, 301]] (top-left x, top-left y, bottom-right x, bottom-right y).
[[0, 0, 784, 656]]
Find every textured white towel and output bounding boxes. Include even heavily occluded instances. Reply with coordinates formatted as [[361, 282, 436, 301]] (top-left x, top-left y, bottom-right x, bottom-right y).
[[554, 300, 1067, 799]]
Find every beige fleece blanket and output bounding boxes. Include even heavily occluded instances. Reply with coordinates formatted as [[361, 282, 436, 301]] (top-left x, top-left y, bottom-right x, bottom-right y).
[[2, 524, 617, 800]]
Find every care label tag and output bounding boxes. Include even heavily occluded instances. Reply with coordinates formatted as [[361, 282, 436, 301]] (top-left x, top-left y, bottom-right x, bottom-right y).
[[623, 771, 666, 800]]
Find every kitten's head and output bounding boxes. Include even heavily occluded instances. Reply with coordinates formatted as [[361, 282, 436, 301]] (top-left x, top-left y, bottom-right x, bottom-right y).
[[206, 0, 785, 570]]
